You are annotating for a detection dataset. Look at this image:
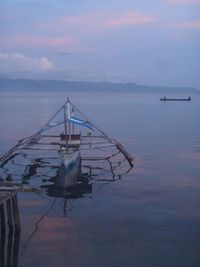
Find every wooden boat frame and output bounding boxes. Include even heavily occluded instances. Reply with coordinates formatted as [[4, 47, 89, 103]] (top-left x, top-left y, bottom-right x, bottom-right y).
[[0, 98, 133, 185]]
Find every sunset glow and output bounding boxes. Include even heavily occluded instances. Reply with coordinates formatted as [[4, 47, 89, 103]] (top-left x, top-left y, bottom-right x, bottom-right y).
[[0, 0, 199, 87]]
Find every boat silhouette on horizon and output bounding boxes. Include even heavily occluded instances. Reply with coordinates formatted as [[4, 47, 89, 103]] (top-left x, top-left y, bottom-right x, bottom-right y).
[[160, 96, 191, 101]]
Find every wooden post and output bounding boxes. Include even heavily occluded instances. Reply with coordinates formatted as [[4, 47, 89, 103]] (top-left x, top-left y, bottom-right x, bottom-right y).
[[12, 194, 20, 232], [0, 204, 6, 267], [6, 197, 14, 232], [0, 203, 6, 234], [7, 230, 14, 267], [12, 230, 20, 267], [0, 189, 21, 267]]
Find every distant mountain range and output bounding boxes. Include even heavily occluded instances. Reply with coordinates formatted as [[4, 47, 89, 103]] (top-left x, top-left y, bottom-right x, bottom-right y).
[[0, 78, 199, 93]]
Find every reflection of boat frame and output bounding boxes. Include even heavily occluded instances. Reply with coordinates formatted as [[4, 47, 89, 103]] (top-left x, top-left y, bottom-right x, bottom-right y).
[[41, 173, 92, 199]]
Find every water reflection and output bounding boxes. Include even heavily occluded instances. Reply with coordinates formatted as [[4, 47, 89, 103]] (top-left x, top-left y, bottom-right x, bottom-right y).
[[0, 144, 133, 267], [41, 173, 93, 199]]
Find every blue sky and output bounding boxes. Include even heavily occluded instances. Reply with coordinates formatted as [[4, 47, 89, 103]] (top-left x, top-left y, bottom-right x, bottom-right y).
[[0, 0, 199, 87]]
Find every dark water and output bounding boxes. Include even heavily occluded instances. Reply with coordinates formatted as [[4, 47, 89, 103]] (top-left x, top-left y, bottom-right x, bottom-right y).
[[0, 90, 200, 267]]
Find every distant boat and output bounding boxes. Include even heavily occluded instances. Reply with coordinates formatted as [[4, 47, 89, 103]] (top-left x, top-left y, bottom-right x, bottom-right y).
[[160, 96, 191, 101]]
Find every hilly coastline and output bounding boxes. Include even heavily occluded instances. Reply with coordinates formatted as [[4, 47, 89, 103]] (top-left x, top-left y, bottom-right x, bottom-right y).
[[0, 78, 199, 93]]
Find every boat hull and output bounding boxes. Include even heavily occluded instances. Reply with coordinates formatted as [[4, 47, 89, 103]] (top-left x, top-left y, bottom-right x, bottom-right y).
[[58, 150, 81, 188], [160, 98, 191, 101]]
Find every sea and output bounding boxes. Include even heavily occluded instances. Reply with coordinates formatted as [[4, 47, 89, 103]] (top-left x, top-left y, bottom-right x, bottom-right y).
[[0, 88, 200, 267]]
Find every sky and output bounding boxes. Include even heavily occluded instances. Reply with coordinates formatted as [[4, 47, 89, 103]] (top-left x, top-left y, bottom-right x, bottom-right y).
[[0, 0, 199, 88]]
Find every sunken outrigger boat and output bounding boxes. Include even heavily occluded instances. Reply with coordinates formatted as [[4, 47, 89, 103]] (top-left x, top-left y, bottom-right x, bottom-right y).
[[0, 98, 133, 189], [160, 96, 191, 101]]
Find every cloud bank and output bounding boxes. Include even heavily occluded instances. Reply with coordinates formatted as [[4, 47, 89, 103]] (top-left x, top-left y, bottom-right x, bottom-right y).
[[0, 53, 54, 72]]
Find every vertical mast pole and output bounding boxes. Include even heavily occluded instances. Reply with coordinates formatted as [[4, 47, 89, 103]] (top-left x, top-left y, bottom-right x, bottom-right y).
[[63, 104, 68, 151], [72, 107, 75, 134], [67, 98, 71, 144]]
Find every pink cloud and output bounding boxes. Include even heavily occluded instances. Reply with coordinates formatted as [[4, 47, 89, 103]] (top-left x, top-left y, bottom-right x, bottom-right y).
[[103, 11, 155, 28], [17, 36, 74, 47], [164, 0, 200, 4], [176, 20, 200, 29], [39, 11, 155, 31], [38, 13, 101, 31], [60, 14, 98, 25], [0, 35, 74, 48]]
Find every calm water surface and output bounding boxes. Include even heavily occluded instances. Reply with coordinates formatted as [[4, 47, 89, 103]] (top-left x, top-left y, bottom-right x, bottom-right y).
[[0, 89, 200, 267]]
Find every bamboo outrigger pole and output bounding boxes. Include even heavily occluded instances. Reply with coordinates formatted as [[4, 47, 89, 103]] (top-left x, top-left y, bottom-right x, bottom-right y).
[[0, 101, 67, 167], [68, 100, 134, 167]]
